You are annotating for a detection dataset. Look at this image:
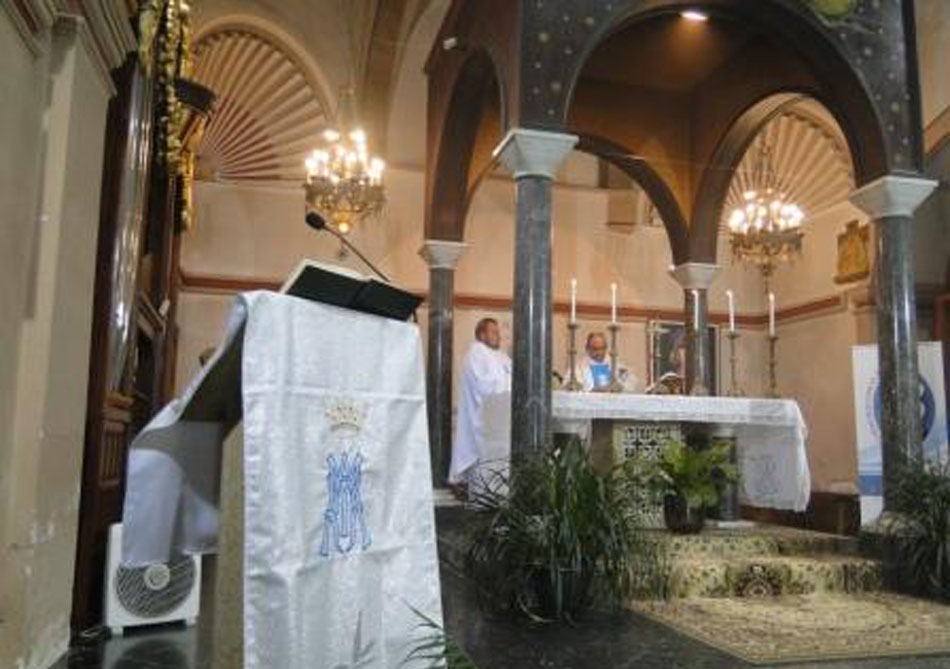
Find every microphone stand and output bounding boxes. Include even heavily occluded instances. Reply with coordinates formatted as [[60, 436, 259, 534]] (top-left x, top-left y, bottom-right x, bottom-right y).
[[306, 211, 417, 322]]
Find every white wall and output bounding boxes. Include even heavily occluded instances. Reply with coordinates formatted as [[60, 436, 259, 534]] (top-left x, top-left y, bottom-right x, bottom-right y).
[[0, 14, 115, 669]]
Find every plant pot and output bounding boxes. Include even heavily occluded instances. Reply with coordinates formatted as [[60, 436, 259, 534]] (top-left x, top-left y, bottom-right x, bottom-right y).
[[532, 566, 592, 619], [663, 494, 705, 534]]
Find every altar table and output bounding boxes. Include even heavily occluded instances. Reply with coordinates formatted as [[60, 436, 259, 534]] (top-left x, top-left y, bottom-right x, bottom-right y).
[[478, 391, 811, 512]]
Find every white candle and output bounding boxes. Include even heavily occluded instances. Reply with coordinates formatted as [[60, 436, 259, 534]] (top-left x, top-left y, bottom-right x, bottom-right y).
[[726, 290, 735, 333], [769, 292, 776, 337], [570, 278, 577, 324], [692, 289, 700, 329], [611, 283, 617, 324]]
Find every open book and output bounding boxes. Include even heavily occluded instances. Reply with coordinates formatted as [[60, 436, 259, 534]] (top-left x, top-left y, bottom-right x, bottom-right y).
[[280, 259, 422, 322]]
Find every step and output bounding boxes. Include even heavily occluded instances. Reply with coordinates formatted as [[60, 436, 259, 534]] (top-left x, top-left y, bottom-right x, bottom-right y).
[[648, 525, 863, 560], [664, 554, 883, 599]]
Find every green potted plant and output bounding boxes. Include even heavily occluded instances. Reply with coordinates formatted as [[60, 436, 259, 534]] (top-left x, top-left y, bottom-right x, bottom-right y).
[[650, 440, 738, 534], [464, 439, 659, 621], [890, 459, 950, 600]]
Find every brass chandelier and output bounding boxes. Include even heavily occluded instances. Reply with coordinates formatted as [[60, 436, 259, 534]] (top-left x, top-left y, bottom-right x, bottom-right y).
[[727, 140, 804, 281], [305, 125, 385, 235]]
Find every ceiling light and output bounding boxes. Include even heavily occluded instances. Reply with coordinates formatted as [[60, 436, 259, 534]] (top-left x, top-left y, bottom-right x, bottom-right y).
[[681, 10, 708, 22]]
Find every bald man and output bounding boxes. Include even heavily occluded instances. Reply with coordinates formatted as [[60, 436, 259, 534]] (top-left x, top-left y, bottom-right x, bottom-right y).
[[567, 331, 638, 392], [449, 318, 511, 486]]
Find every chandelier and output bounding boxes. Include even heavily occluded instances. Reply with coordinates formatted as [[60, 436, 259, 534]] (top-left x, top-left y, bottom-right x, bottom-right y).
[[304, 124, 385, 235], [727, 141, 804, 281]]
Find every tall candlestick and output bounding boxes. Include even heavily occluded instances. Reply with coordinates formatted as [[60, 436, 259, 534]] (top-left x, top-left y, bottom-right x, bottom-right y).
[[611, 283, 617, 324], [570, 278, 577, 324], [768, 292, 776, 337], [726, 290, 735, 333], [692, 289, 700, 330]]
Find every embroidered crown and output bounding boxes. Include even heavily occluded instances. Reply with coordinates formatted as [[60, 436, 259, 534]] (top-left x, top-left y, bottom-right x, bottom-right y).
[[326, 401, 365, 430]]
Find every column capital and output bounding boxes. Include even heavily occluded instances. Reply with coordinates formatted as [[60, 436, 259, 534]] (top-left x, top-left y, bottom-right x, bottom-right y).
[[849, 175, 937, 218], [668, 262, 722, 290], [493, 128, 578, 179], [419, 239, 468, 270]]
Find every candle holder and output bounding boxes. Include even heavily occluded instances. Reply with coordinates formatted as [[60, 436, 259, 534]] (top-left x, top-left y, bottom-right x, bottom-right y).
[[726, 330, 744, 397], [564, 321, 584, 392], [607, 322, 625, 393], [766, 333, 780, 398]]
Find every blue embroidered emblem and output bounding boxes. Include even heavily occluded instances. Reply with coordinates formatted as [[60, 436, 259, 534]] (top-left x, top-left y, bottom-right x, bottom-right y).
[[320, 451, 372, 556]]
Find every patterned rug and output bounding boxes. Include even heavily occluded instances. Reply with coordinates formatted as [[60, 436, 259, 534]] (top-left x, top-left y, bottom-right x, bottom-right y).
[[631, 592, 950, 665]]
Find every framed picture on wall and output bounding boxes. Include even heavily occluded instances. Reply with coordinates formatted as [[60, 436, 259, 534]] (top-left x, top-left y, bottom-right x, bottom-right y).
[[647, 320, 718, 393]]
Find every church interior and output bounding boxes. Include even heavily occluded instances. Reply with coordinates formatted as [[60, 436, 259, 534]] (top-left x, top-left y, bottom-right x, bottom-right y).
[[3, 1, 950, 667]]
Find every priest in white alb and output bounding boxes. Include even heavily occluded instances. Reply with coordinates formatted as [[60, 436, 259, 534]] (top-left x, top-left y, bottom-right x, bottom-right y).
[[449, 317, 511, 488], [568, 331, 638, 392]]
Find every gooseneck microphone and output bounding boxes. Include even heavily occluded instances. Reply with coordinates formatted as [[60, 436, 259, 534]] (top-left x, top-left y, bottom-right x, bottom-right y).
[[305, 211, 391, 283]]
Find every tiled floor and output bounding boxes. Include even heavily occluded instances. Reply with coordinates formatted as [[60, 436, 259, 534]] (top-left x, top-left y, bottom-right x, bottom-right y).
[[53, 562, 950, 669]]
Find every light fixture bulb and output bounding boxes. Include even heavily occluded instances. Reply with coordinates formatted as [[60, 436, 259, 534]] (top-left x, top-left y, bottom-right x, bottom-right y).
[[681, 10, 708, 22]]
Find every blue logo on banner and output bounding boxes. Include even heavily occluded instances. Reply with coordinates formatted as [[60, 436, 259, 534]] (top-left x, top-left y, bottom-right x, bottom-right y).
[[320, 452, 371, 557], [871, 374, 936, 441]]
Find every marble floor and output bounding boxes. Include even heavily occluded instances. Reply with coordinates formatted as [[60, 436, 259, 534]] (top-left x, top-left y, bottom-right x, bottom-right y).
[[54, 561, 950, 669]]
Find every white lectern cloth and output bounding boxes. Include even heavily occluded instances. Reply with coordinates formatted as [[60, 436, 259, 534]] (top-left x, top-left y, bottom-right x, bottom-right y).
[[122, 291, 443, 669], [480, 391, 811, 512]]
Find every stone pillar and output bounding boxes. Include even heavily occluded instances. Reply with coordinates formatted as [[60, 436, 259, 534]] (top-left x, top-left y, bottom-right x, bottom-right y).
[[669, 262, 722, 395], [850, 176, 936, 509], [494, 128, 577, 454], [419, 240, 467, 486]]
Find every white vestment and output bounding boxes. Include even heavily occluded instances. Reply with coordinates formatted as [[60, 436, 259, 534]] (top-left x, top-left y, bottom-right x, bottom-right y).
[[567, 355, 639, 393], [449, 341, 511, 483]]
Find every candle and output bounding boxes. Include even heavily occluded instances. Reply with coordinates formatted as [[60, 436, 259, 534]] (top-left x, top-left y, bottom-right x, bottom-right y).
[[769, 292, 776, 337], [692, 289, 700, 330], [726, 290, 735, 333], [611, 283, 617, 324], [570, 278, 577, 324]]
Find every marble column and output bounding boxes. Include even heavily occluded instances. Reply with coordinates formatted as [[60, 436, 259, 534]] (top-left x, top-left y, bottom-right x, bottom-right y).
[[419, 240, 467, 486], [850, 176, 936, 510], [494, 128, 577, 454], [669, 263, 722, 395]]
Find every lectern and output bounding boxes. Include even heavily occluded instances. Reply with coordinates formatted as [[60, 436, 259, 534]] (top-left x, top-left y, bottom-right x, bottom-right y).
[[121, 287, 440, 669]]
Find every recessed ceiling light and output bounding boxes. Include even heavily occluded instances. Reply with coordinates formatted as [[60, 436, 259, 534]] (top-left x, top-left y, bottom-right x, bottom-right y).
[[681, 10, 709, 22]]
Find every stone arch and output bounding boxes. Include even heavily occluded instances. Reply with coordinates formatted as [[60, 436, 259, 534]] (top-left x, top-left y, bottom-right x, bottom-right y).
[[575, 133, 690, 264], [425, 48, 506, 241], [557, 1, 888, 181], [689, 92, 858, 261]]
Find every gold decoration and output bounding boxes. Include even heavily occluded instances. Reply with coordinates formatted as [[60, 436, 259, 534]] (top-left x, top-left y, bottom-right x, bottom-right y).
[[834, 220, 870, 284]]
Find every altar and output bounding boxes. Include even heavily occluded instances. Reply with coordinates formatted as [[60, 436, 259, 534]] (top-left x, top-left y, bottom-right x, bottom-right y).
[[478, 391, 811, 512]]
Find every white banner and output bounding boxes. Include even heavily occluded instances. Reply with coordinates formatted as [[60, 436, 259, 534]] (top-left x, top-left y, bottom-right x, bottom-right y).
[[851, 342, 948, 524]]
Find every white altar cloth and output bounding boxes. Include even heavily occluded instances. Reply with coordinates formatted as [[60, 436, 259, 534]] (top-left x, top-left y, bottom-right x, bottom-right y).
[[122, 291, 442, 669], [479, 391, 811, 512]]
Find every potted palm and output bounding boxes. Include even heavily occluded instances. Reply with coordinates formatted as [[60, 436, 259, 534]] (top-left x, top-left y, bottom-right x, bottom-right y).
[[464, 439, 659, 621], [651, 440, 738, 534]]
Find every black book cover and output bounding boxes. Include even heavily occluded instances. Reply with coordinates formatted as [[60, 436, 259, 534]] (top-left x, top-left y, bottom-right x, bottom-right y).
[[281, 260, 421, 321]]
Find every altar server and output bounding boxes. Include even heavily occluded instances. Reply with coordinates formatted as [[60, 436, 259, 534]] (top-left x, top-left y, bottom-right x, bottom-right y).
[[450, 317, 511, 485], [569, 331, 638, 392]]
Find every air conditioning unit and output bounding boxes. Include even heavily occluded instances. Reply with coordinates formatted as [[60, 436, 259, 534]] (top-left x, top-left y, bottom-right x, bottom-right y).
[[104, 523, 201, 635]]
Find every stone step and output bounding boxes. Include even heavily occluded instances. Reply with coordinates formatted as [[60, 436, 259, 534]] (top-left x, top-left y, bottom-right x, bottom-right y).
[[664, 554, 883, 599], [649, 526, 863, 561]]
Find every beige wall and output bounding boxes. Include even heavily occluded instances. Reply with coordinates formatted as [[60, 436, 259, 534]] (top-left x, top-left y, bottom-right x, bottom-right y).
[[917, 0, 950, 128], [0, 13, 116, 669]]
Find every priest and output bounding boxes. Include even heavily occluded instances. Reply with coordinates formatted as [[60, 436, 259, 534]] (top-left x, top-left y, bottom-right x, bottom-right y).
[[568, 331, 638, 392], [449, 317, 511, 487]]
